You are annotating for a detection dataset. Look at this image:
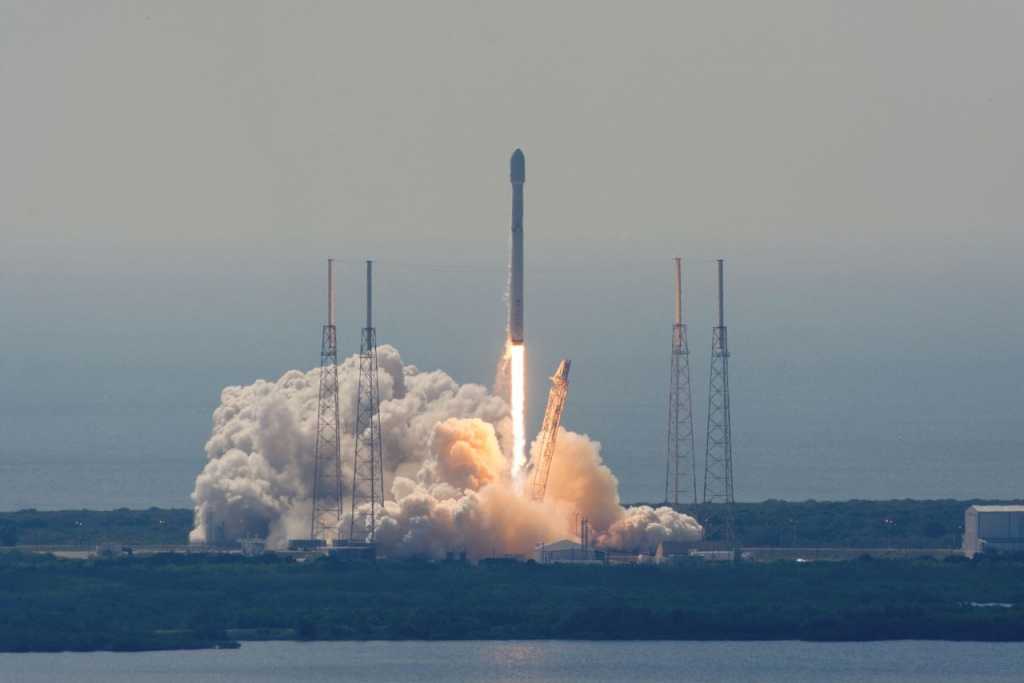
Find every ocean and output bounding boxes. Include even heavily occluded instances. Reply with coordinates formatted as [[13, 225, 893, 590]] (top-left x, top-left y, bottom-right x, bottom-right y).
[[2, 640, 1024, 683], [1, 354, 1021, 512]]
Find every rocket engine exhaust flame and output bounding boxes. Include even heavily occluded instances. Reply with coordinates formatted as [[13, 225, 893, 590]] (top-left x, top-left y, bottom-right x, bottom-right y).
[[510, 342, 526, 486]]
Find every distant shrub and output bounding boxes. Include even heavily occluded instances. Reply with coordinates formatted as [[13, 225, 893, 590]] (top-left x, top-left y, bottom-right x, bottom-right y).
[[0, 522, 17, 547]]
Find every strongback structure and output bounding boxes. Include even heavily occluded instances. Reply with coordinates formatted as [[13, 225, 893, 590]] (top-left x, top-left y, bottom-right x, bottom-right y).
[[665, 258, 697, 510], [702, 259, 735, 544], [350, 261, 384, 543], [311, 259, 344, 541], [529, 359, 572, 502]]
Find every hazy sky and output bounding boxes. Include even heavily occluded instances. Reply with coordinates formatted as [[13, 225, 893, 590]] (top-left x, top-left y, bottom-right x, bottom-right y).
[[2, 2, 1022, 508]]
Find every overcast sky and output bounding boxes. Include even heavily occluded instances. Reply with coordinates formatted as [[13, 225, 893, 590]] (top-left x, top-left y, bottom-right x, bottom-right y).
[[2, 2, 1022, 507], [3, 2, 1021, 241]]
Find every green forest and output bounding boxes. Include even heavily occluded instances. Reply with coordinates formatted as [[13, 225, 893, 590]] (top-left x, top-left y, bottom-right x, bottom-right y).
[[3, 498, 1019, 550], [0, 508, 193, 548], [2, 499, 1023, 653], [2, 550, 1024, 652]]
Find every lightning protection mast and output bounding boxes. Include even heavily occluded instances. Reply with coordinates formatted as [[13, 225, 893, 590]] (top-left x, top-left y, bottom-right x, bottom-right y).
[[311, 259, 344, 542], [350, 260, 384, 544], [666, 257, 698, 511], [701, 259, 735, 547]]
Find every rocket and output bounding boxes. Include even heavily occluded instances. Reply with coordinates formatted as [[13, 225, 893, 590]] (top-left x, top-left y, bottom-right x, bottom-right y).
[[509, 148, 525, 344]]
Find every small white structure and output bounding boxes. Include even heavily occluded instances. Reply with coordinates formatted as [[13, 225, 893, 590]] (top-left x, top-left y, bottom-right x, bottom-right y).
[[655, 540, 736, 563], [962, 505, 1024, 558], [92, 543, 131, 558], [689, 550, 736, 562], [534, 540, 605, 564]]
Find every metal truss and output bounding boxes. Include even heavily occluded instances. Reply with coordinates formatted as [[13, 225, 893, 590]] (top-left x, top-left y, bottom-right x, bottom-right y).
[[702, 325, 735, 544], [666, 322, 698, 510], [311, 323, 343, 541], [350, 326, 384, 543]]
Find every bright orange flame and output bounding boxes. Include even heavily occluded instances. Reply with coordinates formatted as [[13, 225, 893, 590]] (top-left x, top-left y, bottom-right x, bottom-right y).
[[510, 343, 526, 486]]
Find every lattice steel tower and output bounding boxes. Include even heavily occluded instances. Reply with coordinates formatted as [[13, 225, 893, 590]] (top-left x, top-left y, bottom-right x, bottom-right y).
[[529, 359, 572, 503], [310, 259, 344, 542], [665, 257, 697, 510], [350, 260, 384, 543], [702, 259, 735, 544]]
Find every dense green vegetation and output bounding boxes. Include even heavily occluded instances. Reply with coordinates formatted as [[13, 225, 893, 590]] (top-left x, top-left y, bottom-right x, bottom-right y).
[[650, 498, 1024, 549], [0, 508, 192, 548], [2, 551, 1024, 652], [734, 499, 989, 549], [5, 499, 1021, 550], [1, 499, 1021, 652]]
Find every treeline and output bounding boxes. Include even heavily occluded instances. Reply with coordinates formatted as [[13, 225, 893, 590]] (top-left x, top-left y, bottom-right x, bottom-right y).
[[0, 508, 193, 547], [2, 551, 1024, 652], [733, 499, 1024, 549], [2, 499, 1021, 550], [647, 498, 1024, 549]]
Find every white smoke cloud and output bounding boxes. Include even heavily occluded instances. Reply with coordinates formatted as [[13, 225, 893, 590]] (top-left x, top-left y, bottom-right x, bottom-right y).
[[599, 505, 704, 551], [190, 345, 701, 556]]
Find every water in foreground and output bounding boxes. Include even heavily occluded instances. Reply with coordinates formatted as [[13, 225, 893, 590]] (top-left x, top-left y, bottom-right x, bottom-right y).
[[3, 640, 1024, 683]]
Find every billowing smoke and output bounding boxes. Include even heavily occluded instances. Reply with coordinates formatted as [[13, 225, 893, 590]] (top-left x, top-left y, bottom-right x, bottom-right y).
[[190, 345, 700, 557]]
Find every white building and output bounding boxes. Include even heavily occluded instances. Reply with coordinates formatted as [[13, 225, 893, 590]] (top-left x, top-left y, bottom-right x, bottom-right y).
[[534, 540, 606, 564], [962, 505, 1024, 558]]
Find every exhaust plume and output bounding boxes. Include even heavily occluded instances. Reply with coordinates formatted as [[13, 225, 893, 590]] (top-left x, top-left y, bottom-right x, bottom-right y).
[[190, 346, 700, 557], [509, 343, 526, 487]]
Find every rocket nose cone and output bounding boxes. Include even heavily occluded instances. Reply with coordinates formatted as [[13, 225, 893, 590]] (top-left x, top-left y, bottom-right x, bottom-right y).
[[510, 148, 525, 183]]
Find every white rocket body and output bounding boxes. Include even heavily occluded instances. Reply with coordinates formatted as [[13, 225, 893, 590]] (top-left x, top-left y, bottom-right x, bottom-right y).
[[510, 148, 525, 344]]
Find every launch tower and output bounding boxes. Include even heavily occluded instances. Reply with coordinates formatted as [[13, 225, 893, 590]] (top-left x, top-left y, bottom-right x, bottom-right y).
[[701, 259, 735, 544], [311, 259, 344, 541], [529, 359, 571, 502], [350, 260, 385, 543], [665, 257, 697, 510]]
